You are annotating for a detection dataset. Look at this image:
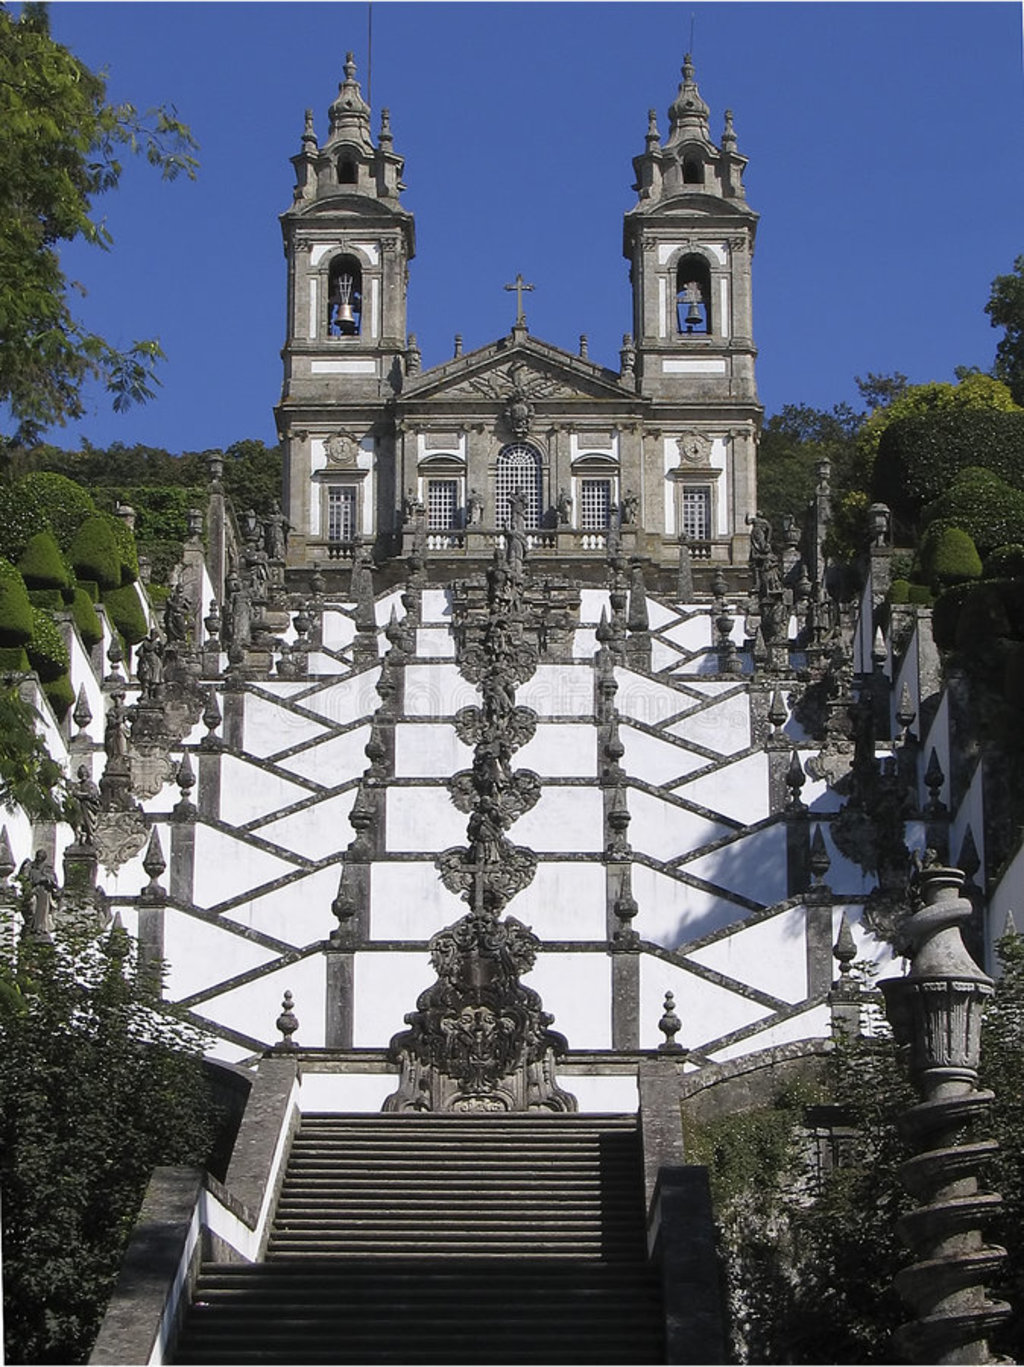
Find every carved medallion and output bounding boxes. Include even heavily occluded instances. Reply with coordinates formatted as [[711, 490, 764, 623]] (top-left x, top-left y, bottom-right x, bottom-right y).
[[324, 430, 359, 466], [94, 809, 149, 874], [676, 431, 713, 468]]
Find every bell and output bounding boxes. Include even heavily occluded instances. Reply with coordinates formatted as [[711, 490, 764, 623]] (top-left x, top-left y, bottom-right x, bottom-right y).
[[685, 296, 703, 328], [331, 273, 357, 334]]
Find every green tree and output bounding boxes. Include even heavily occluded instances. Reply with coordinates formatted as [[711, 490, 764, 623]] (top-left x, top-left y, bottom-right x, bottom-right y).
[[0, 683, 64, 819], [986, 256, 1024, 407], [755, 402, 862, 535], [0, 3, 197, 442], [0, 917, 214, 1363]]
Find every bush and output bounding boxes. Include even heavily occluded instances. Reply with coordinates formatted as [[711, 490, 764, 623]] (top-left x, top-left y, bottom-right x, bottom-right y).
[[953, 582, 1015, 655], [100, 512, 139, 585], [17, 530, 69, 590], [77, 579, 99, 603], [984, 544, 1024, 580], [873, 408, 1024, 528], [0, 647, 29, 672], [26, 608, 69, 683], [69, 517, 122, 591], [42, 671, 75, 719], [69, 588, 103, 650], [0, 560, 34, 648], [137, 538, 185, 588], [907, 583, 935, 605], [1, 473, 97, 557], [888, 579, 910, 604], [922, 468, 1024, 558], [932, 582, 976, 650], [27, 588, 63, 611], [918, 524, 983, 589], [101, 584, 148, 646], [93, 486, 203, 543]]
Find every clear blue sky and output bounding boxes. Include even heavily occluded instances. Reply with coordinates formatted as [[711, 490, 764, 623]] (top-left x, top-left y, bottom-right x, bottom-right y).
[[44, 1, 1024, 454]]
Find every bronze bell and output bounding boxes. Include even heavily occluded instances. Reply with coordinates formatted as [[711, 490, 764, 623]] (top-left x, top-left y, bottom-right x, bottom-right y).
[[684, 295, 703, 328], [332, 273, 357, 333]]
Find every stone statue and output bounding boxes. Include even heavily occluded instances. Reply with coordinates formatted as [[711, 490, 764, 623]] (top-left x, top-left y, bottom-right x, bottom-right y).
[[556, 488, 572, 526], [403, 487, 424, 522], [136, 629, 165, 698], [70, 765, 101, 846], [19, 850, 59, 940], [104, 692, 130, 761], [264, 501, 291, 561], [226, 573, 252, 647], [467, 489, 485, 526], [505, 489, 528, 577], [163, 583, 190, 645], [621, 489, 639, 525]]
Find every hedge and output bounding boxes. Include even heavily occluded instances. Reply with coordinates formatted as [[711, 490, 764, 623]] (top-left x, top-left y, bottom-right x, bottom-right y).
[[101, 583, 148, 646], [43, 671, 75, 719], [26, 608, 70, 683], [918, 524, 982, 589], [101, 512, 139, 585], [0, 646, 30, 672], [69, 517, 122, 591], [922, 468, 1024, 559], [27, 589, 64, 611], [18, 530, 70, 590], [984, 544, 1024, 581], [0, 560, 35, 647], [873, 408, 1024, 527], [0, 473, 97, 558], [69, 588, 103, 650]]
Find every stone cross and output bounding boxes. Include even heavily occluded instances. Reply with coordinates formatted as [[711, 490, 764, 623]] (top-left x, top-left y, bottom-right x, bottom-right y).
[[504, 273, 534, 327]]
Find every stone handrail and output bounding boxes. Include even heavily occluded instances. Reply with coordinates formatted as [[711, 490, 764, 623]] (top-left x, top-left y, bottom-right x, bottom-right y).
[[88, 1056, 301, 1366]]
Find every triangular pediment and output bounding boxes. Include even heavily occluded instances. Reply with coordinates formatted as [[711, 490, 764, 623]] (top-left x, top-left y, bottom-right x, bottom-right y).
[[400, 334, 635, 406]]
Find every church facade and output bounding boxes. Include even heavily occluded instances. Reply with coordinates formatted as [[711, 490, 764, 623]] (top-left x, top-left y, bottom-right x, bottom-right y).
[[275, 54, 760, 575]]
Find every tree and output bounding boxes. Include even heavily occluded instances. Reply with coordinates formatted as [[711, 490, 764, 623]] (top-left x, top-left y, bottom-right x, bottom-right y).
[[986, 256, 1024, 407], [0, 916, 215, 1363], [0, 4, 197, 442], [0, 683, 64, 819], [855, 371, 909, 412], [755, 402, 862, 535]]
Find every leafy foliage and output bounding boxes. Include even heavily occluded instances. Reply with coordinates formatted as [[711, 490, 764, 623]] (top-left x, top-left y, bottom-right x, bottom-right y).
[[922, 467, 1024, 558], [983, 544, 1024, 581], [0, 558, 35, 646], [69, 585, 102, 649], [755, 402, 862, 535], [68, 515, 121, 591], [100, 511, 138, 584], [0, 682, 63, 818], [918, 523, 983, 589], [0, 3, 197, 440], [100, 582, 148, 646], [17, 529, 69, 590], [25, 605, 68, 682], [0, 920, 214, 1363], [986, 256, 1024, 407]]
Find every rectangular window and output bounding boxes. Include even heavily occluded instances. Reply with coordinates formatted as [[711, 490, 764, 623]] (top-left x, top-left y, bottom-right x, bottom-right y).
[[327, 485, 357, 543], [681, 485, 712, 541], [580, 479, 612, 530], [427, 479, 460, 531]]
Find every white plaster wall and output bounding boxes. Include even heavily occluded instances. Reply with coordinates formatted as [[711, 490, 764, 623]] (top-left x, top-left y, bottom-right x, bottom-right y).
[[651, 640, 685, 672], [661, 615, 713, 652], [837, 904, 901, 980], [512, 787, 604, 853], [615, 671, 693, 727], [638, 956, 770, 1050], [276, 726, 371, 785], [515, 725, 595, 778], [164, 912, 278, 1002], [219, 866, 339, 946], [517, 665, 594, 718], [218, 755, 314, 826], [256, 789, 358, 861], [677, 752, 771, 826], [814, 822, 875, 897], [298, 1073, 397, 1113], [578, 590, 611, 624], [509, 862, 607, 940], [415, 628, 455, 659], [353, 951, 436, 1046], [66, 628, 105, 746], [683, 827, 788, 906], [420, 589, 452, 625], [893, 628, 921, 741], [631, 863, 753, 948], [200, 953, 327, 1049], [988, 843, 1024, 972], [562, 1074, 638, 1113], [192, 823, 298, 908], [404, 664, 478, 718], [666, 691, 750, 754], [626, 788, 730, 862], [622, 728, 707, 786], [370, 861, 464, 939], [526, 952, 611, 1049], [921, 692, 951, 811], [393, 724, 468, 779], [385, 786, 467, 852], [301, 672, 383, 726], [708, 1004, 832, 1064], [572, 628, 598, 659], [321, 610, 357, 651], [242, 694, 330, 759], [687, 906, 808, 1004]]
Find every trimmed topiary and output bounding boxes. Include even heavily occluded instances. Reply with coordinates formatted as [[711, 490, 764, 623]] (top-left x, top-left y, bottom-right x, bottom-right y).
[[919, 524, 983, 589], [18, 530, 70, 591], [907, 584, 935, 605], [76, 579, 99, 603], [0, 646, 30, 672], [921, 469, 1024, 559], [101, 583, 148, 646], [42, 671, 75, 720], [27, 589, 64, 611], [983, 544, 1024, 581], [0, 559, 35, 648], [0, 473, 97, 560], [100, 513, 139, 585], [932, 583, 976, 651], [888, 579, 911, 605], [69, 517, 122, 591], [69, 588, 103, 650], [26, 608, 69, 683]]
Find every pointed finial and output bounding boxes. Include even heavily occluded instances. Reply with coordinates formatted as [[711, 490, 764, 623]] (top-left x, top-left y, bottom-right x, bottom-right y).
[[646, 108, 659, 142], [833, 911, 857, 978], [1003, 909, 1019, 938], [786, 750, 806, 809], [683, 52, 695, 80], [958, 826, 981, 883], [379, 107, 392, 145], [72, 684, 93, 737], [141, 827, 167, 902], [344, 51, 357, 81], [302, 108, 317, 145], [809, 824, 831, 886], [722, 108, 736, 148]]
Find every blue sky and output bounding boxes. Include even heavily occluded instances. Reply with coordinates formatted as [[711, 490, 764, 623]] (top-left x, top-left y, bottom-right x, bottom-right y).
[[43, 1, 1024, 454]]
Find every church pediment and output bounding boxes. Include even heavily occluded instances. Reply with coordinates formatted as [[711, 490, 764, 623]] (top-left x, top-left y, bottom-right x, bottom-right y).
[[401, 337, 635, 407]]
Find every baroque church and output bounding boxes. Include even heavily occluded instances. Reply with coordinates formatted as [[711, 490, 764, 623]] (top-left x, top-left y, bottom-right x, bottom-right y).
[[11, 49, 1012, 1366]]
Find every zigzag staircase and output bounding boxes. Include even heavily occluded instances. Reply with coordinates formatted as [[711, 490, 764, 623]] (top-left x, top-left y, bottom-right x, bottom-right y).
[[173, 1113, 665, 1365]]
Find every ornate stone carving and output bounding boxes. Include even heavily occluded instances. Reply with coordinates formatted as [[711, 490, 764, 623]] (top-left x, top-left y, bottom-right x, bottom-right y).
[[383, 909, 576, 1114], [676, 431, 712, 467], [93, 808, 149, 875], [324, 430, 359, 466]]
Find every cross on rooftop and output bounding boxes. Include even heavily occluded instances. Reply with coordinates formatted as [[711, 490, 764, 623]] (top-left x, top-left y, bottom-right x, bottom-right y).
[[504, 273, 534, 327]]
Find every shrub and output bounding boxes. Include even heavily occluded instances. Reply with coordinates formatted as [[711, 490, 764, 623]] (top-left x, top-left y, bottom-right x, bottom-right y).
[[5, 473, 96, 555], [922, 469, 1024, 558], [932, 582, 976, 650], [26, 609, 69, 684], [888, 579, 911, 605], [27, 589, 63, 611], [69, 588, 103, 650], [94, 486, 203, 543], [100, 513, 139, 585], [101, 584, 148, 646], [873, 408, 1024, 528], [953, 582, 1015, 655], [918, 524, 983, 589], [984, 544, 1024, 581], [18, 531, 69, 590], [137, 539, 185, 589], [42, 672, 75, 719], [69, 517, 122, 591], [0, 647, 29, 672], [76, 579, 99, 603], [0, 561, 34, 648], [907, 583, 935, 605]]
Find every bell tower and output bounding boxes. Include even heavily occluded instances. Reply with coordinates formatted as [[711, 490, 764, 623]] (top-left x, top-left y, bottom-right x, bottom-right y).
[[277, 54, 414, 563], [623, 55, 758, 405]]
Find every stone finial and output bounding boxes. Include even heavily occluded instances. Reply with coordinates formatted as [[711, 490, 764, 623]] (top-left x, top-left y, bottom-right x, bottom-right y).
[[833, 910, 856, 981], [612, 892, 640, 949], [923, 748, 945, 815], [809, 824, 831, 886], [201, 686, 222, 749], [275, 991, 299, 1050], [785, 750, 806, 810], [172, 752, 196, 820], [302, 107, 317, 146], [72, 685, 93, 740], [105, 632, 125, 685], [658, 992, 684, 1052], [958, 825, 981, 885], [767, 688, 788, 738], [896, 682, 916, 739], [140, 827, 167, 903]]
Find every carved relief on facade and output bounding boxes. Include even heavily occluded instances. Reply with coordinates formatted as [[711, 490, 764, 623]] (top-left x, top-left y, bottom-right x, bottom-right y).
[[675, 431, 713, 469], [324, 430, 359, 466]]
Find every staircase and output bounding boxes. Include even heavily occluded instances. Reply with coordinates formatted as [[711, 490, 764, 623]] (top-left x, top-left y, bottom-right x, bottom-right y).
[[173, 1113, 665, 1364]]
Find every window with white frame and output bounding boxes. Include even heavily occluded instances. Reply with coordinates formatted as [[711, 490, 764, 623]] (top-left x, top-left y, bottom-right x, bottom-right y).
[[495, 443, 542, 528], [327, 485, 357, 543], [427, 479, 460, 531], [681, 484, 712, 541], [580, 479, 612, 530]]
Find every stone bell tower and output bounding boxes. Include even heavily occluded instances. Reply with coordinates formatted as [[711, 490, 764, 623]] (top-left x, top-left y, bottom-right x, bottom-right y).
[[623, 54, 761, 554], [276, 54, 414, 564]]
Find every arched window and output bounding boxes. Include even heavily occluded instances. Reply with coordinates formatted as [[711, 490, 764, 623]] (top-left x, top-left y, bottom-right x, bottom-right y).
[[676, 253, 712, 335], [337, 156, 357, 185], [682, 155, 704, 185], [328, 254, 362, 337], [495, 443, 542, 529]]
